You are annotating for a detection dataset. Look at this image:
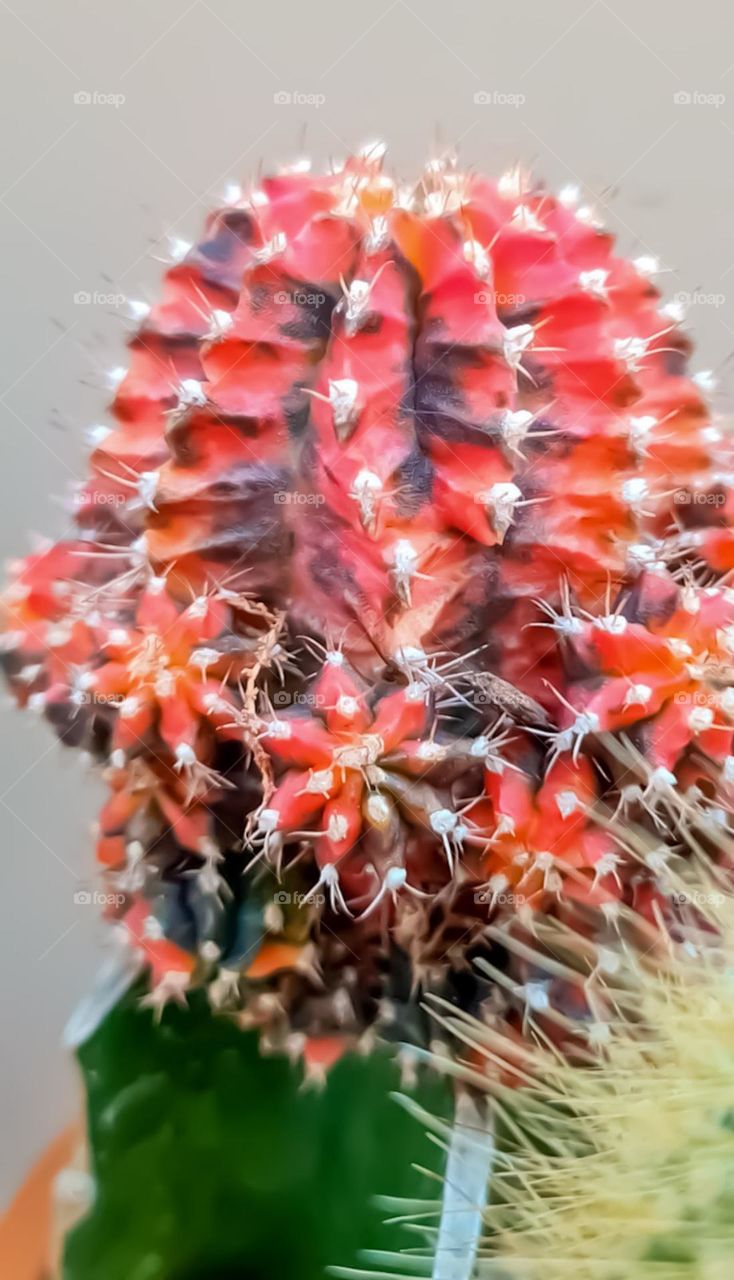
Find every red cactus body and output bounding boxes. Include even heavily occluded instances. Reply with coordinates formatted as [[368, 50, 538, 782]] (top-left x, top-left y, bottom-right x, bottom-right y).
[[3, 148, 734, 1060]]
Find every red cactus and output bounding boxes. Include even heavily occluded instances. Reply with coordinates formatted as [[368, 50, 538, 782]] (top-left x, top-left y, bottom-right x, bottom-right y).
[[3, 148, 734, 1061]]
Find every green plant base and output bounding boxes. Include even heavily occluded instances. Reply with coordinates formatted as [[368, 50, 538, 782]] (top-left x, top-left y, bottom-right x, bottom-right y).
[[63, 988, 452, 1280]]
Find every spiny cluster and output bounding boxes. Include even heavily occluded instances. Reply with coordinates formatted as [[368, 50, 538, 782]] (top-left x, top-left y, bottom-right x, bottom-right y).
[[423, 882, 734, 1280], [3, 145, 734, 1067]]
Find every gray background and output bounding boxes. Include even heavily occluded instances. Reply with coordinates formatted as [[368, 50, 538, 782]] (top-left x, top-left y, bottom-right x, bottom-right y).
[[1, 0, 732, 1207]]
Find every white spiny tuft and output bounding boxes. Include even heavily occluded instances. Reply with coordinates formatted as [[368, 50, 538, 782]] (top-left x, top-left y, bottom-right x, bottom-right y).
[[579, 268, 609, 299], [483, 482, 522, 542], [503, 324, 535, 370], [167, 236, 192, 263]]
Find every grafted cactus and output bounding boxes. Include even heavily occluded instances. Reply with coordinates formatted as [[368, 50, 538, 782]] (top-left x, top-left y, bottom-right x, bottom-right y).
[[4, 147, 734, 1058], [3, 145, 734, 1280]]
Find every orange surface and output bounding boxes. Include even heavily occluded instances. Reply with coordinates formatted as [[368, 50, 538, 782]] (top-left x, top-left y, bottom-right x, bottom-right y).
[[0, 1126, 79, 1280]]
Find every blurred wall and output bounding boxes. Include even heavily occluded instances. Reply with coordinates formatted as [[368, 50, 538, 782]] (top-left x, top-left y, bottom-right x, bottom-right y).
[[1, 0, 733, 1207]]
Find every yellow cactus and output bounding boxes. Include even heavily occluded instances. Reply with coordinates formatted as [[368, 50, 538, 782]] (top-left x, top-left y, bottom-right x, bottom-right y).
[[425, 878, 734, 1280]]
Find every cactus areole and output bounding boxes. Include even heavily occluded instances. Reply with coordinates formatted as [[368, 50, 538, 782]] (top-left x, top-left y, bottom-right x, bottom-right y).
[[4, 147, 734, 1067]]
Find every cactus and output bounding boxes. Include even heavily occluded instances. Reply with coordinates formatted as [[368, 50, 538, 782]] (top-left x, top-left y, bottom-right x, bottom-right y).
[[3, 147, 734, 1059], [63, 988, 453, 1280], [410, 864, 734, 1280], [7, 142, 734, 1280]]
